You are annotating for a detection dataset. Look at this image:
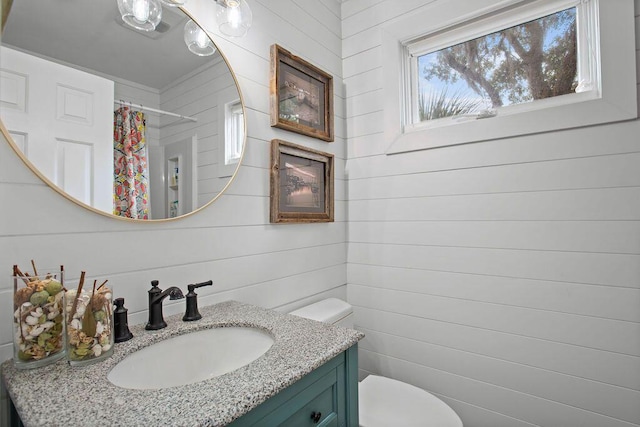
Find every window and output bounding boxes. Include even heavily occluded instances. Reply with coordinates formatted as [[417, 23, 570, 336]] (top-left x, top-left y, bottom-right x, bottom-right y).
[[410, 4, 579, 123], [384, 0, 636, 154], [218, 97, 245, 177], [224, 100, 244, 166]]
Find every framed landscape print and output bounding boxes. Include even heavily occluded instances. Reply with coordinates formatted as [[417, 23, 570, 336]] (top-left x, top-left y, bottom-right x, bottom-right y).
[[270, 44, 334, 142], [270, 139, 334, 223]]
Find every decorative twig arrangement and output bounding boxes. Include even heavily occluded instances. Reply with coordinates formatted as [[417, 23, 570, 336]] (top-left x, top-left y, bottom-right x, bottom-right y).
[[66, 272, 113, 363], [12, 261, 65, 364]]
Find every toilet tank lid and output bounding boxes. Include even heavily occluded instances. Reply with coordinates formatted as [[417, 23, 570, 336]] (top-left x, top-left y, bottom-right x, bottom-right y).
[[289, 298, 353, 325]]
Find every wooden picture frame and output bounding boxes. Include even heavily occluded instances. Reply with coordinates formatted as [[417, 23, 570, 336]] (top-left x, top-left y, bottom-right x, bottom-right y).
[[270, 139, 334, 223], [270, 44, 334, 142]]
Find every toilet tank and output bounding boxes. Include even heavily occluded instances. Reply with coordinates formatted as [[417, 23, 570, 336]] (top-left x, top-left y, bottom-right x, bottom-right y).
[[289, 298, 354, 329]]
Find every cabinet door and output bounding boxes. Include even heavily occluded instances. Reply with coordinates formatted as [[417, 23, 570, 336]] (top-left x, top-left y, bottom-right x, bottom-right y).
[[228, 345, 358, 427], [262, 370, 339, 427]]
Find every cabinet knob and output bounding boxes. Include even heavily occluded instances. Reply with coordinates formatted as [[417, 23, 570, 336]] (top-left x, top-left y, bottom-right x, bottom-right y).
[[311, 411, 322, 423]]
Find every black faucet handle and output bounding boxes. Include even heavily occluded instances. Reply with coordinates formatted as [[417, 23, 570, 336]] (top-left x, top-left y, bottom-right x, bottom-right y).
[[148, 280, 162, 307], [187, 280, 213, 293], [183, 280, 212, 322], [149, 280, 162, 294]]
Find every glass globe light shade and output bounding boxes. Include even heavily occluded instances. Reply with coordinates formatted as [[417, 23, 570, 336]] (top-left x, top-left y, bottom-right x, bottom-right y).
[[184, 20, 216, 56], [117, 0, 162, 32], [216, 0, 252, 38], [160, 0, 187, 7]]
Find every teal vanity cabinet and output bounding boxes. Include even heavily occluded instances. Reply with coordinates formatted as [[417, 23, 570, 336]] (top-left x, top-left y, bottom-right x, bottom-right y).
[[5, 345, 359, 427], [229, 345, 359, 427], [6, 345, 359, 427]]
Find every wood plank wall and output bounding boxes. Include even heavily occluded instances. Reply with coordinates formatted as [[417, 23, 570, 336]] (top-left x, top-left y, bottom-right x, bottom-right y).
[[343, 1, 640, 426], [159, 59, 231, 208]]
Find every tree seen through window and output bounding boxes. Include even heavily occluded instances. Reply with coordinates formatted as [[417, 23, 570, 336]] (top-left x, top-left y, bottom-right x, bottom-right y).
[[418, 7, 577, 121]]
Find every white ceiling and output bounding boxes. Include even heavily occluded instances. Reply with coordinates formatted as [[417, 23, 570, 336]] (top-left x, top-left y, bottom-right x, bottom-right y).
[[2, 0, 218, 89]]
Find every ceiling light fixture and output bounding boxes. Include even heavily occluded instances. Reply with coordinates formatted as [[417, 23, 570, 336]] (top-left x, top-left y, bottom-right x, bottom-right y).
[[214, 0, 252, 38], [184, 19, 216, 56], [117, 0, 162, 31]]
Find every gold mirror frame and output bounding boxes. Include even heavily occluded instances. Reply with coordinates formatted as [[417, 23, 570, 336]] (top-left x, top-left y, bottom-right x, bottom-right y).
[[0, 1, 246, 222]]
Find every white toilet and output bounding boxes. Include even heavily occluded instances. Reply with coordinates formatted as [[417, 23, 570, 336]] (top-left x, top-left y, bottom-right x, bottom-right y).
[[290, 298, 463, 427]]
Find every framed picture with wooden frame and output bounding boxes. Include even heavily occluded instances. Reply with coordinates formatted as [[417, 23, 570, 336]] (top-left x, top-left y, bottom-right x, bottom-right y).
[[270, 44, 334, 142], [270, 139, 334, 223]]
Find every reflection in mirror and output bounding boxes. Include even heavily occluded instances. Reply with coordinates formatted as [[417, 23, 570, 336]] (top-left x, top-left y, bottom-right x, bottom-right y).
[[0, 0, 245, 220]]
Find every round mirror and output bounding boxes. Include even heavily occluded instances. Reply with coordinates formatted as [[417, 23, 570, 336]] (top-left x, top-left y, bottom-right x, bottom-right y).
[[0, 0, 245, 220]]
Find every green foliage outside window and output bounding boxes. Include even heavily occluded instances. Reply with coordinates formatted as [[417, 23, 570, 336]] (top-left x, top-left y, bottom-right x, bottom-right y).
[[418, 7, 577, 121]]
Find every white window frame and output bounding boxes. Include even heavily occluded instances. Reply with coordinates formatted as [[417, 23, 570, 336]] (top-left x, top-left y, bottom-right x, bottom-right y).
[[217, 91, 245, 178], [384, 0, 637, 154], [224, 100, 244, 163]]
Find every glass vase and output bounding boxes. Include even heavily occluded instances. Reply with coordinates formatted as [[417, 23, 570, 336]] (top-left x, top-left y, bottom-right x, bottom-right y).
[[12, 267, 67, 369], [65, 276, 114, 366]]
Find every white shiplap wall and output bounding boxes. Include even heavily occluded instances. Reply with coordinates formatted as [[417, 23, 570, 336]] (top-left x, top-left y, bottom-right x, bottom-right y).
[[158, 58, 237, 208], [343, 1, 640, 427], [0, 0, 346, 368]]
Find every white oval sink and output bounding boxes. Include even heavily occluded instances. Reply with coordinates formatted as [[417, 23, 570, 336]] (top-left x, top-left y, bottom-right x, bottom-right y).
[[107, 327, 274, 390]]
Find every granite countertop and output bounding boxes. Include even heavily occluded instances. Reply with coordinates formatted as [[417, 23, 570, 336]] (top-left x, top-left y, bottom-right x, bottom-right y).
[[1, 300, 364, 427]]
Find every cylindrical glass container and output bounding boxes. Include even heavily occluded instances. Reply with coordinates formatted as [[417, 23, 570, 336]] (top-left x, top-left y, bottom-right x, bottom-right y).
[[65, 276, 114, 366], [12, 267, 67, 369]]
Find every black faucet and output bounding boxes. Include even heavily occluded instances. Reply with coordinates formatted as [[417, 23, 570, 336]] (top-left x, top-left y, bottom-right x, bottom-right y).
[[183, 280, 213, 321], [146, 280, 184, 330]]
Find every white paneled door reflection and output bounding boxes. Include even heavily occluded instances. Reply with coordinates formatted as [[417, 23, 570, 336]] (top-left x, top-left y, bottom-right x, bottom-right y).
[[0, 46, 114, 212]]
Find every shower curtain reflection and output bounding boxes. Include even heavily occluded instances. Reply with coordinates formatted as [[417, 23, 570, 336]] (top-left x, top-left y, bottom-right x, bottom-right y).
[[113, 106, 150, 219]]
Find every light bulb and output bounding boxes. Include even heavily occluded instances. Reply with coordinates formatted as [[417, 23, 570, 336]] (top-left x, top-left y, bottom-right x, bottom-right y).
[[196, 29, 208, 48], [133, 0, 150, 23], [227, 2, 240, 29], [184, 19, 216, 56], [117, 0, 162, 31]]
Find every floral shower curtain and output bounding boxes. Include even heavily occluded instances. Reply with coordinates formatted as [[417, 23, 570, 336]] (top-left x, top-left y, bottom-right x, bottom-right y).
[[113, 106, 150, 219]]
